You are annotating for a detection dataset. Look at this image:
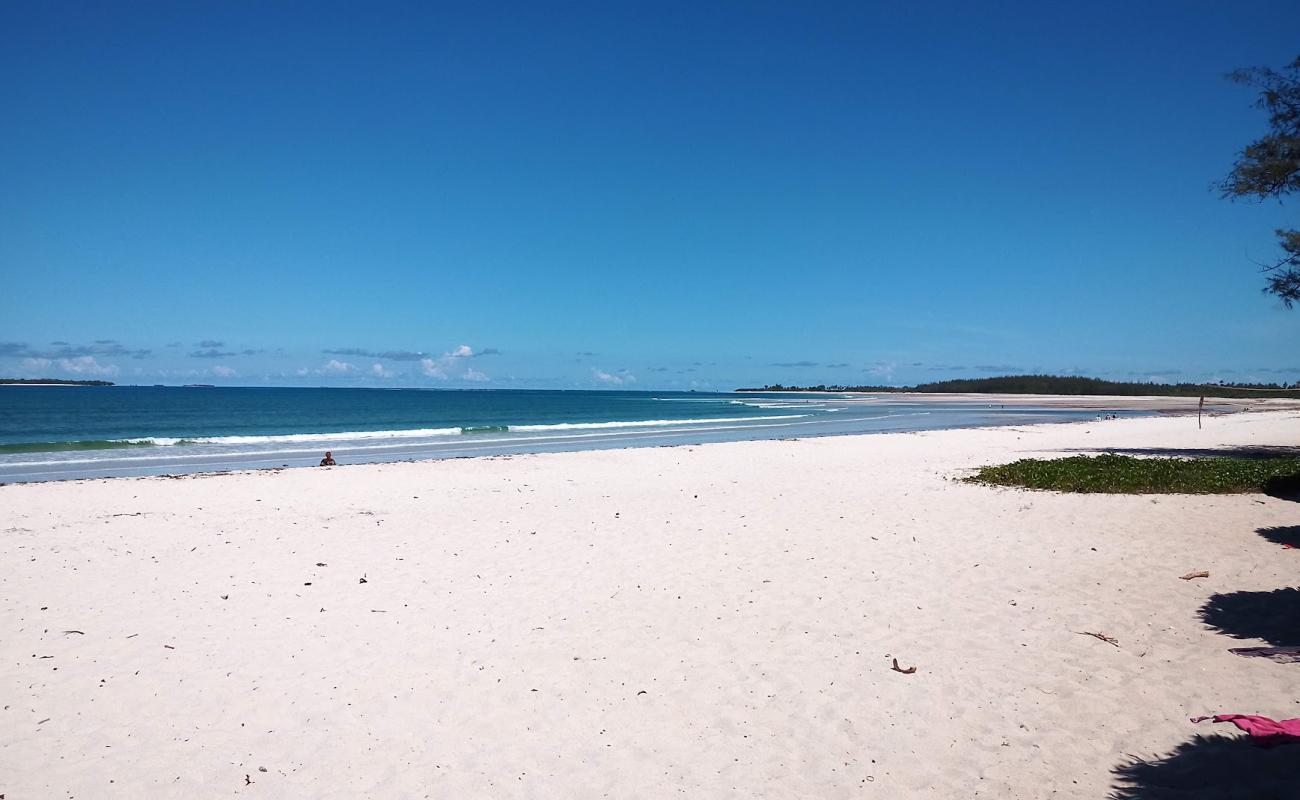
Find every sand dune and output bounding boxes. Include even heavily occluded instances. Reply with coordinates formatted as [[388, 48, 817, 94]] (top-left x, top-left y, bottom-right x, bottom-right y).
[[3, 409, 1298, 798]]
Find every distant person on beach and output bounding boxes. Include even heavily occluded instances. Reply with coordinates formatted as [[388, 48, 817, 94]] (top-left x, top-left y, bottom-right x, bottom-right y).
[[319, 451, 336, 467]]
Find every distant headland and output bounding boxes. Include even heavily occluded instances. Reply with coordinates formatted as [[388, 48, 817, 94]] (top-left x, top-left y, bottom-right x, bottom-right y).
[[737, 374, 1300, 399], [0, 378, 115, 386]]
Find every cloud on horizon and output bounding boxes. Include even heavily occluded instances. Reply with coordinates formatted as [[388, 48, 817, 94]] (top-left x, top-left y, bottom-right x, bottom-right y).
[[190, 348, 263, 358], [1, 340, 151, 360], [418, 345, 484, 380], [324, 347, 427, 361], [297, 359, 359, 377], [865, 361, 897, 380], [324, 345, 498, 362], [592, 368, 634, 385], [22, 355, 118, 376]]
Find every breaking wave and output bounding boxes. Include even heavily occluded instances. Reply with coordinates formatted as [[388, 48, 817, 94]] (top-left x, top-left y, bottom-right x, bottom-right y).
[[0, 415, 809, 455]]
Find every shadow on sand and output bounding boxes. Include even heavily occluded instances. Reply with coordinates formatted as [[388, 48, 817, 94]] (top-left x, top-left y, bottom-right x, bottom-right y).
[[1110, 734, 1300, 799], [1257, 525, 1300, 547], [1199, 588, 1300, 647], [1262, 475, 1300, 502]]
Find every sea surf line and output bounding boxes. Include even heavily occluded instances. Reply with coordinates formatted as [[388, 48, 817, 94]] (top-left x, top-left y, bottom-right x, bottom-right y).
[[0, 414, 813, 454], [0, 414, 889, 470]]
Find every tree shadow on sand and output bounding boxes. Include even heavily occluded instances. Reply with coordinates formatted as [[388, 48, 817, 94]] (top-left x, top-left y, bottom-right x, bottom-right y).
[[1199, 588, 1300, 647], [1262, 474, 1300, 502], [1110, 734, 1300, 799], [1257, 525, 1300, 547]]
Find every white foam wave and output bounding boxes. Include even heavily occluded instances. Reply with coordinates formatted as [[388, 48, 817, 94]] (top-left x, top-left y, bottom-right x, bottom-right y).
[[107, 415, 810, 448], [509, 415, 805, 432], [140, 427, 465, 446], [0, 415, 826, 469]]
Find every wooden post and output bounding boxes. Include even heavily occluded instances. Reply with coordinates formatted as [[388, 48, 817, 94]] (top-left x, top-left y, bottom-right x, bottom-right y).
[[1198, 396, 1204, 429]]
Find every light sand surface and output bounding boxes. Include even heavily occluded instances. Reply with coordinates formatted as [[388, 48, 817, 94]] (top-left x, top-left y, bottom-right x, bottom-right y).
[[3, 409, 1299, 798]]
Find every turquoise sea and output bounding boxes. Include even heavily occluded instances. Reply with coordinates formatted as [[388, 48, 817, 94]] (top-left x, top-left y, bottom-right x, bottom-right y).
[[0, 387, 1144, 483]]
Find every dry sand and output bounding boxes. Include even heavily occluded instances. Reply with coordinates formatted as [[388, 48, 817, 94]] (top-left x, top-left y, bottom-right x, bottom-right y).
[[3, 408, 1299, 798]]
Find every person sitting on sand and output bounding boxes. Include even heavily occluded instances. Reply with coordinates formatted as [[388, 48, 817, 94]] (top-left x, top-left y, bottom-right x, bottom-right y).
[[319, 451, 336, 467]]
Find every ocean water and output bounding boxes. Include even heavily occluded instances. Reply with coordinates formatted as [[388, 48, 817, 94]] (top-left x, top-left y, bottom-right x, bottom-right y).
[[0, 386, 1143, 482]]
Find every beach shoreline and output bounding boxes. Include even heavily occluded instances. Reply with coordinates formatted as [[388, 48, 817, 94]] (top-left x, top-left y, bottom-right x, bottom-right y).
[[3, 408, 1298, 797], [5, 391, 1298, 486], [737, 389, 1300, 410]]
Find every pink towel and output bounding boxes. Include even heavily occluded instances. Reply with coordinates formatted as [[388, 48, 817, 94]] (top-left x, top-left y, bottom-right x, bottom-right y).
[[1191, 714, 1300, 745]]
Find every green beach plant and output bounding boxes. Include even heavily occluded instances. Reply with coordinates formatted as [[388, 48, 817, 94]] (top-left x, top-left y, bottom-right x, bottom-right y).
[[966, 454, 1300, 494]]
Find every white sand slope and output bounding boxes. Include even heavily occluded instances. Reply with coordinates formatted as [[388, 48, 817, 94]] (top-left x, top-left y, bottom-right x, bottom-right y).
[[3, 409, 1298, 798]]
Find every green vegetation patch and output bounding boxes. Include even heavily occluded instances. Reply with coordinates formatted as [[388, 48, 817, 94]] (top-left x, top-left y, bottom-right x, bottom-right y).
[[966, 454, 1300, 494], [0, 378, 114, 386]]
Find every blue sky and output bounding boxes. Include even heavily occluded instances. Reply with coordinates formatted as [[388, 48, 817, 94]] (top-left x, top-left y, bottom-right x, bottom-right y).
[[2, 1, 1298, 389]]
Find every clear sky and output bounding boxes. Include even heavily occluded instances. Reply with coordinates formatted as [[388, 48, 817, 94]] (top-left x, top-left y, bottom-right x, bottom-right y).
[[2, 1, 1298, 389]]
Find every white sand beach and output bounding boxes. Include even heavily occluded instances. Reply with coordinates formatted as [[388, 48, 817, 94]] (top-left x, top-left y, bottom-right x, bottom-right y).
[[3, 408, 1298, 798]]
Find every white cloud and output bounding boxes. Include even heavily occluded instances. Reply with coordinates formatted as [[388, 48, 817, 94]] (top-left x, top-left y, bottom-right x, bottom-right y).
[[420, 357, 446, 378], [372, 362, 395, 378], [865, 361, 896, 380], [420, 345, 477, 379], [211, 365, 237, 378], [21, 357, 52, 370], [463, 368, 489, 382], [592, 368, 635, 385], [57, 355, 118, 376], [296, 360, 360, 378]]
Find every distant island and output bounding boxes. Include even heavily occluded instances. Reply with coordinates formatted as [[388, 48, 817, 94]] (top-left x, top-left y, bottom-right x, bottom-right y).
[[0, 378, 115, 386], [737, 374, 1300, 399]]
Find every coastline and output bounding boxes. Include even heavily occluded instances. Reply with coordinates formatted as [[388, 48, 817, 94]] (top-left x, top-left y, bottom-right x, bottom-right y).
[[5, 391, 1298, 485], [3, 409, 1298, 797], [736, 390, 1300, 411]]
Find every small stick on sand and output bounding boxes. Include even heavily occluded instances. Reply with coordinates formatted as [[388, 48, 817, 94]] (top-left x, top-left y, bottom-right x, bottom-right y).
[[1075, 631, 1119, 647], [891, 658, 917, 674], [1179, 570, 1210, 580]]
